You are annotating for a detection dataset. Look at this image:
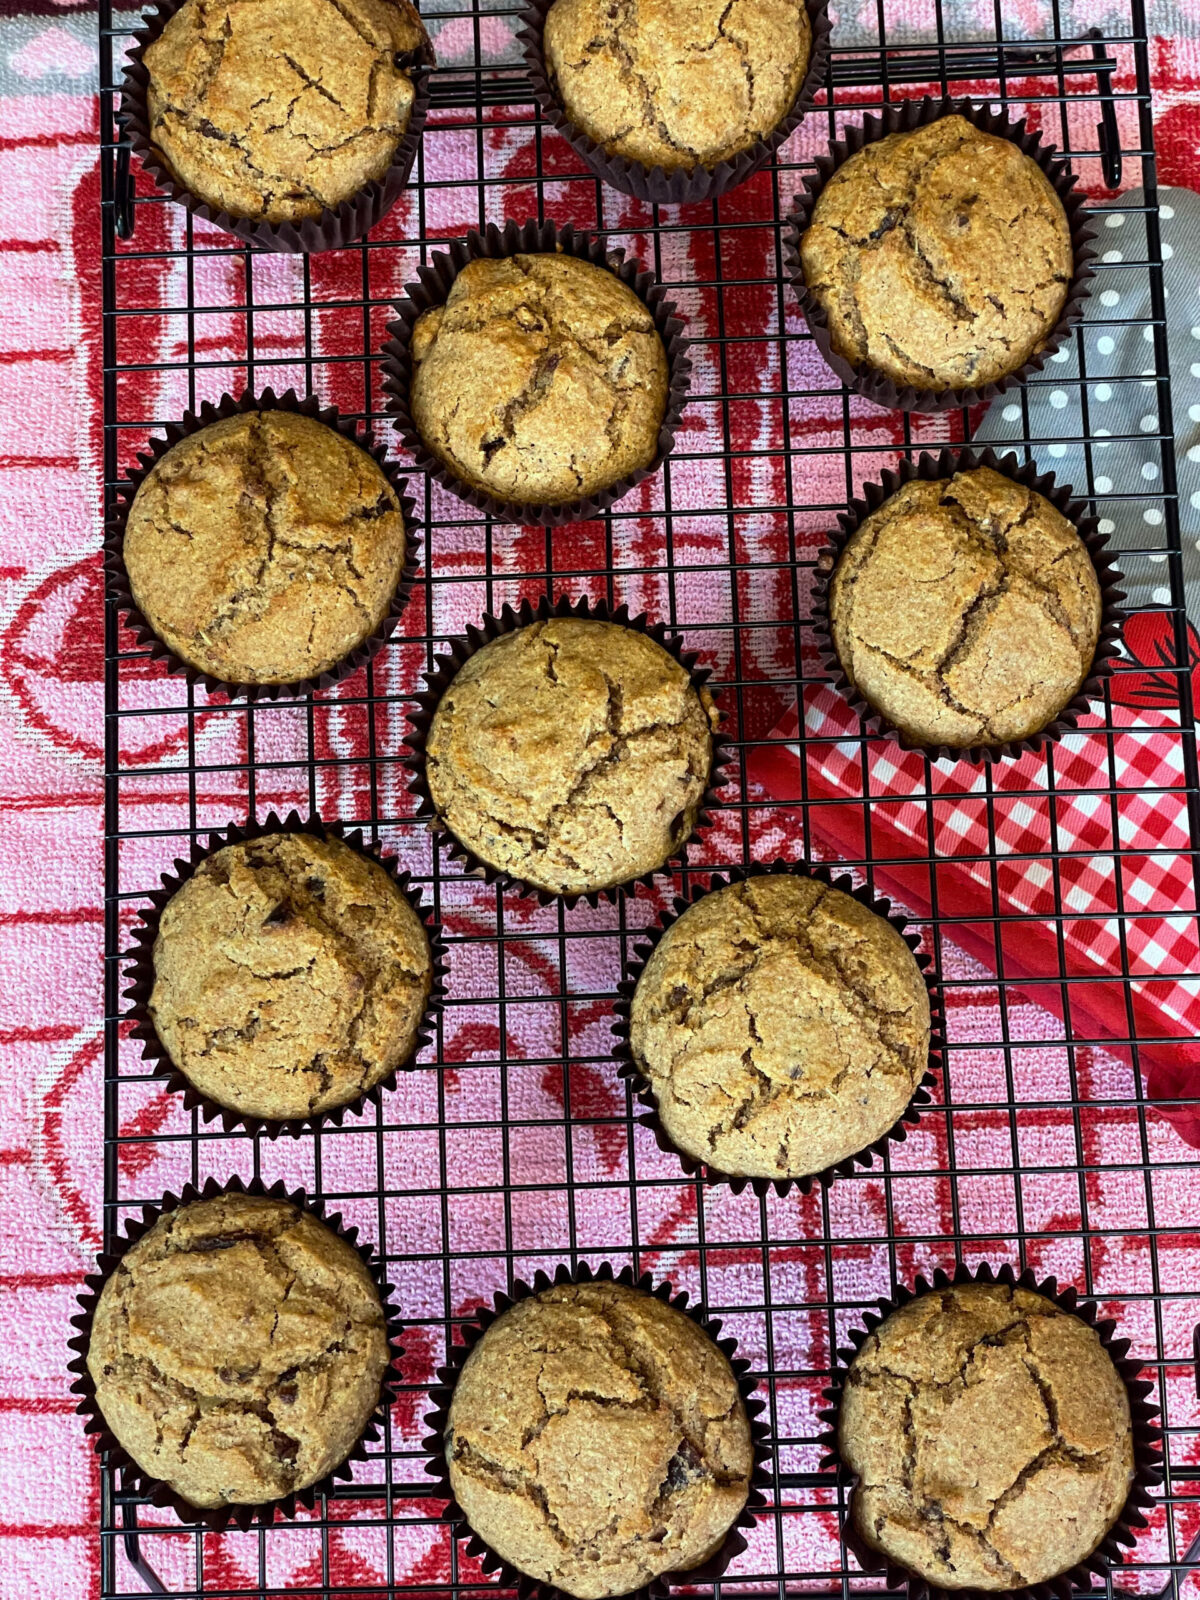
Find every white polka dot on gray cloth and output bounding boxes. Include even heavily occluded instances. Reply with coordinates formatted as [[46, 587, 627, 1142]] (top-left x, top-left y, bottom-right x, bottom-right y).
[[976, 186, 1200, 618]]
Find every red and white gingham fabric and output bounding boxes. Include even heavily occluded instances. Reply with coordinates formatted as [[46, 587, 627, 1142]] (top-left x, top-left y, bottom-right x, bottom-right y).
[[4, 31, 1200, 1600]]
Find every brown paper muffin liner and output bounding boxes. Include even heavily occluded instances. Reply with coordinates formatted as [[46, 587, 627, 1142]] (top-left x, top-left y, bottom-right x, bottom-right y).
[[423, 1259, 773, 1600], [808, 445, 1127, 765], [403, 593, 730, 909], [66, 1174, 407, 1531], [783, 97, 1099, 413], [817, 1260, 1164, 1600], [516, 0, 832, 205], [118, 0, 434, 253], [612, 860, 944, 1197], [120, 809, 449, 1138], [105, 386, 423, 703], [381, 218, 692, 528]]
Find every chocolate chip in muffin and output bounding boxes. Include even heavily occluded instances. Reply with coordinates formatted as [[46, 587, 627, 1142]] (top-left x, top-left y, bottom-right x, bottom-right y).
[[143, 0, 431, 224], [799, 115, 1073, 391], [628, 872, 930, 1180], [86, 1193, 390, 1508], [445, 1280, 753, 1599], [149, 832, 432, 1122], [839, 1281, 1135, 1590], [122, 410, 409, 687], [542, 0, 813, 175], [423, 617, 716, 896], [828, 465, 1103, 750], [409, 252, 668, 507]]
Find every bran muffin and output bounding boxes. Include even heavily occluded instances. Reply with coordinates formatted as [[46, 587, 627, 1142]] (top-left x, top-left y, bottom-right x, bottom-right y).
[[86, 1192, 391, 1509], [542, 0, 813, 175], [142, 0, 431, 225], [839, 1281, 1135, 1590], [445, 1280, 753, 1599], [827, 466, 1103, 750], [148, 832, 433, 1122], [123, 410, 410, 687], [423, 617, 716, 896], [628, 873, 930, 1181], [409, 253, 669, 506], [799, 115, 1073, 391]]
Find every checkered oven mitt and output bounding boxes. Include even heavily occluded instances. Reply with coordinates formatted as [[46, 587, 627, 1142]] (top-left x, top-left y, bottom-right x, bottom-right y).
[[976, 185, 1200, 619]]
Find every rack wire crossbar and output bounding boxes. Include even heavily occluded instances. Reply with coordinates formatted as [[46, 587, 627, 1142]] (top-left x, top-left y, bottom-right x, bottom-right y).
[[97, 0, 1200, 1596]]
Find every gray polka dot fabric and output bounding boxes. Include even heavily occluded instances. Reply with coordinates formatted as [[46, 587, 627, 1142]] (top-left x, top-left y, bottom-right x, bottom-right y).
[[976, 185, 1200, 618]]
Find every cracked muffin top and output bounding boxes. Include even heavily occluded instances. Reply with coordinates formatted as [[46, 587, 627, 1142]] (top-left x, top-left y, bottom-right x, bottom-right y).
[[142, 0, 431, 224], [424, 618, 716, 896], [149, 832, 433, 1122], [828, 467, 1103, 750], [409, 253, 669, 506], [799, 116, 1073, 391], [543, 0, 812, 174], [87, 1192, 390, 1508], [839, 1281, 1135, 1590], [124, 411, 409, 687], [628, 872, 930, 1180], [446, 1280, 753, 1598]]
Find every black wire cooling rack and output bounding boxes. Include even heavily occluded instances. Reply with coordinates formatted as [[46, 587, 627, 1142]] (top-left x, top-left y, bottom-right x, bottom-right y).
[[96, 0, 1200, 1595]]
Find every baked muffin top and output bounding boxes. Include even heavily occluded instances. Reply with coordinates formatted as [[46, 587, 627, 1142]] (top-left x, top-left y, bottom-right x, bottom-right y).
[[149, 832, 433, 1122], [446, 1280, 753, 1598], [87, 1193, 390, 1508], [143, 0, 431, 224], [800, 116, 1073, 391], [124, 411, 409, 687], [543, 0, 813, 174], [424, 618, 716, 896], [839, 1281, 1134, 1590], [629, 873, 930, 1180], [828, 466, 1103, 750], [409, 253, 668, 506]]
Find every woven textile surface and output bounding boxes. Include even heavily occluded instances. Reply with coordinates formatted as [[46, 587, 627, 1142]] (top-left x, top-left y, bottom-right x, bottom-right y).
[[2, 2, 1200, 1598]]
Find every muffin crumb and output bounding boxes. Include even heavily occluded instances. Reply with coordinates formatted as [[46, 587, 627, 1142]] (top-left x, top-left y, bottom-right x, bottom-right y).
[[87, 1193, 390, 1508], [446, 1280, 753, 1598], [410, 253, 668, 506], [829, 466, 1103, 749], [544, 0, 812, 174], [144, 0, 431, 224], [840, 1281, 1135, 1590], [800, 116, 1073, 390], [629, 873, 930, 1180]]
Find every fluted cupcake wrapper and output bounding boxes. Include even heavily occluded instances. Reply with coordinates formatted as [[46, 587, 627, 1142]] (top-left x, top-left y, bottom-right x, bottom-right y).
[[422, 1259, 774, 1600], [105, 387, 423, 704], [817, 1260, 1164, 1600], [783, 97, 1099, 413], [118, 0, 434, 253], [612, 859, 945, 1197], [120, 809, 450, 1137], [403, 593, 730, 909], [516, 0, 832, 205], [808, 445, 1127, 765], [66, 1175, 407, 1531], [381, 218, 692, 528]]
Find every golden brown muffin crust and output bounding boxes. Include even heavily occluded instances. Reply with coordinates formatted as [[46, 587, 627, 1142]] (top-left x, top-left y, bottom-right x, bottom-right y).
[[544, 0, 812, 174], [149, 833, 433, 1121], [829, 467, 1103, 749], [839, 1282, 1135, 1590], [800, 116, 1073, 390], [446, 1281, 753, 1599], [87, 1193, 390, 1508], [410, 254, 668, 505], [144, 0, 431, 224], [629, 874, 930, 1180], [124, 411, 409, 687], [425, 618, 716, 895]]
